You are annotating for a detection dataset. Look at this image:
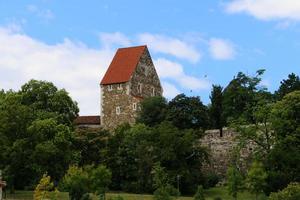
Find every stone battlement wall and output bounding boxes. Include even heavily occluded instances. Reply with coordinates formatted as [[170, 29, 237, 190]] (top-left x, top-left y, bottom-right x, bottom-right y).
[[201, 128, 253, 178]]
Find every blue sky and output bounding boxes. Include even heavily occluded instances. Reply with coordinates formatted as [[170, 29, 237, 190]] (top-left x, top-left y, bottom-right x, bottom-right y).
[[0, 0, 300, 115]]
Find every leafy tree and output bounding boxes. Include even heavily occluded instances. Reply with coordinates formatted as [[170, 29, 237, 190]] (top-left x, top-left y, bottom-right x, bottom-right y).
[[222, 70, 266, 124], [265, 91, 300, 194], [227, 165, 243, 200], [275, 73, 300, 100], [90, 165, 112, 199], [167, 94, 209, 130], [246, 161, 267, 200], [137, 96, 168, 126], [20, 79, 79, 126], [209, 85, 224, 136], [194, 185, 205, 200], [60, 166, 90, 200], [74, 128, 110, 166], [269, 182, 300, 200], [0, 80, 79, 190]]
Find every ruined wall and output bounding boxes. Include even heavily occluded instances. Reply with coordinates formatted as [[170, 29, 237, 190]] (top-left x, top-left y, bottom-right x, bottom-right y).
[[201, 128, 254, 178]]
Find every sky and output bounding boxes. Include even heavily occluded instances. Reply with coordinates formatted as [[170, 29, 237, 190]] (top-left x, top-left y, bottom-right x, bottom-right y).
[[0, 0, 300, 115]]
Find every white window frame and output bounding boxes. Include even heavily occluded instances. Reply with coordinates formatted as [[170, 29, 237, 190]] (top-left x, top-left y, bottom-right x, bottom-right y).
[[117, 83, 122, 90], [133, 103, 137, 111], [116, 106, 121, 115], [138, 83, 143, 93], [108, 85, 113, 91], [151, 87, 155, 96]]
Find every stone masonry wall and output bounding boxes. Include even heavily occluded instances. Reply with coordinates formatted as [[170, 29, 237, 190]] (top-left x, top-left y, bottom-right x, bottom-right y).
[[130, 48, 162, 97], [201, 128, 254, 178], [101, 48, 163, 131]]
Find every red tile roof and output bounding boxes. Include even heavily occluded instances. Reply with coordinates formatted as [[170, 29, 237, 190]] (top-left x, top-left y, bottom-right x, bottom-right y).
[[74, 116, 100, 125], [100, 45, 146, 85]]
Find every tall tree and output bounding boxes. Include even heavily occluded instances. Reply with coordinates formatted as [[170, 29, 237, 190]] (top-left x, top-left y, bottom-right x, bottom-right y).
[[222, 70, 266, 124], [167, 94, 209, 130], [275, 73, 300, 100], [209, 85, 224, 136], [137, 96, 168, 126], [265, 91, 300, 194]]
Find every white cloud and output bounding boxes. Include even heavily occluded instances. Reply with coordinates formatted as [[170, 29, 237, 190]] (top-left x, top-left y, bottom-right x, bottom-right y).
[[209, 38, 236, 60], [0, 28, 210, 114], [138, 33, 201, 63], [0, 26, 114, 115], [161, 82, 181, 99], [27, 4, 54, 20], [226, 0, 300, 21], [154, 58, 210, 90], [99, 32, 131, 49]]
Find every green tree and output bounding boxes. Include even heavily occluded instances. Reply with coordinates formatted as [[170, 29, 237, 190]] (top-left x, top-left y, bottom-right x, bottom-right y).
[[275, 73, 300, 100], [60, 166, 90, 200], [269, 182, 300, 200], [222, 70, 266, 124], [265, 91, 300, 194], [0, 80, 79, 190], [227, 165, 243, 200], [194, 185, 205, 200], [90, 165, 112, 199], [137, 96, 168, 126], [209, 85, 224, 136], [167, 94, 209, 130], [246, 161, 267, 200]]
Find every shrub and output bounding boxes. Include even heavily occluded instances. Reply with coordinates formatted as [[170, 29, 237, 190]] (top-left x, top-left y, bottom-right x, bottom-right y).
[[60, 166, 90, 200], [268, 182, 300, 200], [204, 173, 219, 188], [34, 174, 59, 200], [194, 185, 205, 200], [108, 195, 125, 200], [213, 197, 222, 200]]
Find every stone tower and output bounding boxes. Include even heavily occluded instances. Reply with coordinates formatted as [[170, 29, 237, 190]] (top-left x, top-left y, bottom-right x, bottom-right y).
[[100, 45, 163, 130]]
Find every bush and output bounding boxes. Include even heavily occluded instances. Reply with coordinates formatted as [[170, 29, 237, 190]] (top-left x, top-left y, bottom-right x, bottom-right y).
[[60, 166, 90, 200], [213, 197, 222, 200], [204, 173, 219, 188], [80, 193, 92, 200], [194, 185, 205, 200], [268, 182, 300, 200], [154, 187, 173, 200]]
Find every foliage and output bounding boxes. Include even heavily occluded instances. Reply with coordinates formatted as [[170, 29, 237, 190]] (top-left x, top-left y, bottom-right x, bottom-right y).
[[108, 195, 125, 200], [194, 185, 205, 200], [0, 80, 79, 190], [34, 174, 58, 200], [222, 70, 266, 124], [246, 161, 267, 200], [152, 163, 176, 200], [167, 94, 209, 130], [209, 85, 224, 136], [74, 128, 110, 166], [227, 165, 243, 200], [268, 182, 300, 200], [89, 165, 112, 196], [60, 166, 90, 200], [264, 91, 300, 194], [137, 96, 168, 126], [274, 73, 300, 100], [107, 122, 207, 194]]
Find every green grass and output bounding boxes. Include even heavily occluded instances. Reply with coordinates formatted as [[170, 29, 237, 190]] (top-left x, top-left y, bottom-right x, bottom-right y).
[[5, 187, 267, 200]]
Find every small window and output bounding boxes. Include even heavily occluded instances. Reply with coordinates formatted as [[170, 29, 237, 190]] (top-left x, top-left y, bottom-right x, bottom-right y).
[[108, 85, 113, 91], [151, 87, 155, 96], [116, 106, 121, 115], [138, 83, 143, 93], [133, 103, 137, 111], [117, 83, 122, 90]]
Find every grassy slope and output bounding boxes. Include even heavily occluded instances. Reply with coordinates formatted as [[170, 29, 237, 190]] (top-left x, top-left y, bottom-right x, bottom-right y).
[[6, 187, 266, 200]]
